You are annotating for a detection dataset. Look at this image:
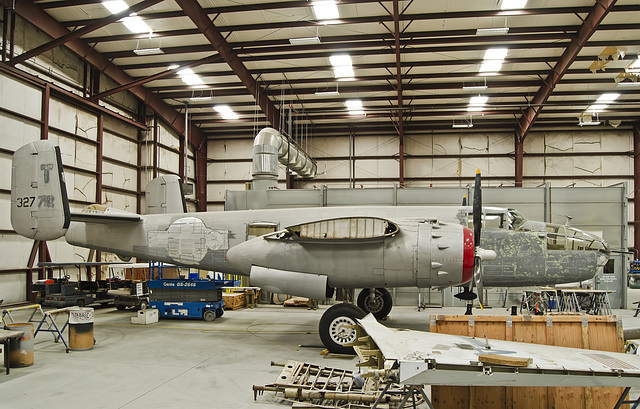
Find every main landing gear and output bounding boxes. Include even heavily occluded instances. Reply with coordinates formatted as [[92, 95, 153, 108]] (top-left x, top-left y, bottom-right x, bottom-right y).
[[318, 288, 393, 354]]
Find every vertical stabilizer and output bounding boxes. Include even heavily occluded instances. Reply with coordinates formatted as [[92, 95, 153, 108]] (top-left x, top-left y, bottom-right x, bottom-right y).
[[145, 175, 187, 214], [11, 140, 71, 240]]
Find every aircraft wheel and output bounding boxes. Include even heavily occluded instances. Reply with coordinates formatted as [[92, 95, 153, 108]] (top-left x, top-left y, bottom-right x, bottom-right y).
[[357, 288, 392, 319], [138, 300, 148, 310], [203, 310, 216, 322], [115, 304, 126, 311], [319, 303, 365, 354]]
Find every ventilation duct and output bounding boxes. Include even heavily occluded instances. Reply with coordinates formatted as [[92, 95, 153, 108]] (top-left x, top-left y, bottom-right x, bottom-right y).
[[252, 127, 317, 190]]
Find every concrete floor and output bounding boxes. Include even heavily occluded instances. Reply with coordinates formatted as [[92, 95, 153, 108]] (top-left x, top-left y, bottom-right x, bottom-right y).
[[1, 302, 640, 409]]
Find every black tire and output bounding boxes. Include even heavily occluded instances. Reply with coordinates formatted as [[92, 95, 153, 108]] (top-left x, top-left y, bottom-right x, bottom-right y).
[[203, 310, 216, 322], [138, 300, 149, 310], [115, 304, 126, 311], [318, 303, 365, 354], [76, 299, 86, 307], [356, 288, 392, 319]]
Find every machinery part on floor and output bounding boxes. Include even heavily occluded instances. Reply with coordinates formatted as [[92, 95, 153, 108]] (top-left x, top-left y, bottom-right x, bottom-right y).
[[252, 360, 409, 408], [318, 303, 366, 354], [357, 288, 392, 320]]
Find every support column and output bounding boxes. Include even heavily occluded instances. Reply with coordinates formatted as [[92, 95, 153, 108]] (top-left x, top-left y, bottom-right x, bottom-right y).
[[633, 123, 640, 257], [196, 142, 207, 212], [515, 133, 524, 187]]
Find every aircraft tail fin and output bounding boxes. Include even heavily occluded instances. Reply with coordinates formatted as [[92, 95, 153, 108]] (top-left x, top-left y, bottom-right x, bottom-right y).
[[11, 140, 71, 241], [145, 175, 187, 214]]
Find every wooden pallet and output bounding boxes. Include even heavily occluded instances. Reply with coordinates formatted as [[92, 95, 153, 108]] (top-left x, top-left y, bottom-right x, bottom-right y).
[[429, 314, 626, 409]]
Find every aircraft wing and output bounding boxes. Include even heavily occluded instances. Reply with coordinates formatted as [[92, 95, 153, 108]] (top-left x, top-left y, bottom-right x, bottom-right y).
[[355, 314, 640, 387], [70, 212, 141, 224]]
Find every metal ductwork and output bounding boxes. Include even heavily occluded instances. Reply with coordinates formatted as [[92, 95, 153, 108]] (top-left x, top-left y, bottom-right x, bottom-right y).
[[252, 127, 317, 190]]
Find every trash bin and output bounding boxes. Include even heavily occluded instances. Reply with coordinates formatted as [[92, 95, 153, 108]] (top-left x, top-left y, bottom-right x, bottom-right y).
[[4, 323, 34, 368], [68, 307, 94, 351]]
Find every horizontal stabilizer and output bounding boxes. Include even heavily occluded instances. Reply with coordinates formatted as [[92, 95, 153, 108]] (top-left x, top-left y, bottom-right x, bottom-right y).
[[11, 140, 70, 241], [70, 212, 141, 223]]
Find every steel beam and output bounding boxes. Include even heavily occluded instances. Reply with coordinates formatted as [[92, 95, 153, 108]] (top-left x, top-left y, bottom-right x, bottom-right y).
[[11, 0, 163, 66], [175, 0, 281, 129], [393, 0, 404, 187], [515, 0, 617, 143]]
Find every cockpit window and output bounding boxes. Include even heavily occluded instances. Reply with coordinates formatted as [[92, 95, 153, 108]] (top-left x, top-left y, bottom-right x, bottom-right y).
[[466, 213, 504, 230], [507, 209, 527, 230]]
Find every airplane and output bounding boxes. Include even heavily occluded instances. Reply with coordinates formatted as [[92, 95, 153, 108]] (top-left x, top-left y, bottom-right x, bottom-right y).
[[10, 140, 609, 353]]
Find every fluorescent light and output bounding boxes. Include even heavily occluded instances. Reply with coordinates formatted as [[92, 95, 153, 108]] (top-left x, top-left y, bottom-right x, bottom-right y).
[[133, 47, 163, 56], [617, 81, 640, 86], [330, 54, 354, 78], [345, 100, 362, 109], [214, 105, 239, 120], [313, 1, 339, 20], [289, 37, 321, 45], [596, 93, 620, 103], [333, 66, 354, 78], [587, 104, 607, 113], [469, 96, 488, 105], [476, 27, 509, 36], [453, 123, 473, 128], [178, 68, 205, 86], [348, 110, 365, 116], [315, 90, 340, 96], [168, 64, 180, 70], [102, 0, 128, 14], [190, 96, 212, 101], [480, 61, 504, 72], [501, 0, 527, 10], [330, 54, 352, 67], [463, 85, 488, 90], [122, 15, 151, 34], [484, 48, 508, 60]]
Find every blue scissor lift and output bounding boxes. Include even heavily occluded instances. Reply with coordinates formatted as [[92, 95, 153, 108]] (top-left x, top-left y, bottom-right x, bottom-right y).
[[147, 262, 234, 322]]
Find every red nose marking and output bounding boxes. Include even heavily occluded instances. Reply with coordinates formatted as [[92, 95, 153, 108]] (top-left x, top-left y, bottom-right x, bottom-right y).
[[462, 226, 474, 284]]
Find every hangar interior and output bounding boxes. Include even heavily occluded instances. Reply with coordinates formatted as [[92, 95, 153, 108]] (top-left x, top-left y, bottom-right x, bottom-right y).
[[2, 1, 640, 408]]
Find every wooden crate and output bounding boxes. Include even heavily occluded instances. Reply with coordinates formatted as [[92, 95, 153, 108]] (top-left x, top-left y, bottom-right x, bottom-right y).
[[429, 314, 626, 409], [222, 293, 246, 310]]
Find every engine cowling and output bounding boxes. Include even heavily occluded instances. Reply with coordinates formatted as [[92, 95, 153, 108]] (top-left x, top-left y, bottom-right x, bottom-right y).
[[250, 266, 333, 300]]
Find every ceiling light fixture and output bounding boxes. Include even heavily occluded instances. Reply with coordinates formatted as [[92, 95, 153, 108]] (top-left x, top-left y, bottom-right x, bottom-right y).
[[190, 90, 213, 101], [578, 114, 601, 126], [133, 47, 163, 56], [476, 27, 509, 36], [312, 1, 339, 20], [289, 37, 321, 45], [596, 93, 620, 103], [330, 54, 355, 79], [480, 48, 508, 74], [178, 68, 205, 87], [315, 83, 339, 96], [122, 15, 151, 34], [214, 105, 239, 120], [345, 99, 364, 115], [501, 0, 528, 10], [102, 0, 128, 14], [467, 95, 488, 112], [463, 78, 488, 90]]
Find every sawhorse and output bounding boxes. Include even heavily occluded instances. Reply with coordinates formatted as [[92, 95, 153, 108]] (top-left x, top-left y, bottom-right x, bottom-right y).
[[34, 307, 74, 352], [2, 304, 45, 326]]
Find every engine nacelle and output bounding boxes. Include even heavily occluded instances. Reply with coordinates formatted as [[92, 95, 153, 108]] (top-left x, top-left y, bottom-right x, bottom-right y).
[[250, 266, 332, 300]]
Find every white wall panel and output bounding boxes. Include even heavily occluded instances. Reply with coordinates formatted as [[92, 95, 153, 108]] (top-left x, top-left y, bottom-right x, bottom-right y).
[[158, 146, 180, 172], [0, 192, 11, 230], [104, 131, 137, 164], [356, 159, 397, 179], [68, 172, 97, 203], [49, 99, 97, 142], [0, 153, 11, 191], [102, 161, 137, 192], [102, 191, 137, 213], [0, 73, 41, 120], [309, 136, 350, 157], [0, 113, 40, 151], [355, 135, 397, 156], [208, 139, 252, 160], [208, 162, 251, 181]]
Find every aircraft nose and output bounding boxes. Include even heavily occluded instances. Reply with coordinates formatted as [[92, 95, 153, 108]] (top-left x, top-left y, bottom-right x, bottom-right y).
[[225, 241, 255, 274]]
